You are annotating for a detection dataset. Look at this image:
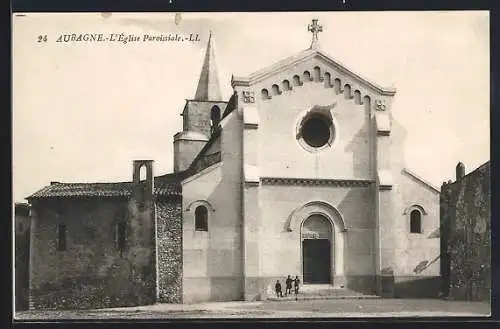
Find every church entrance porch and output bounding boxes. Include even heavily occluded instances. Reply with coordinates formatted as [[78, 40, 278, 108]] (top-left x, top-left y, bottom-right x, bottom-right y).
[[301, 214, 334, 285]]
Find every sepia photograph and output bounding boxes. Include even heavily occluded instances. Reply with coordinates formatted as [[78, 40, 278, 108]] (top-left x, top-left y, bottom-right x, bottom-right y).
[[12, 11, 491, 319]]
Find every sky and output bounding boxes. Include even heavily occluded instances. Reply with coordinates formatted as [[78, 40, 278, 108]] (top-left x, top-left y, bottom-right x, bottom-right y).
[[12, 11, 490, 202]]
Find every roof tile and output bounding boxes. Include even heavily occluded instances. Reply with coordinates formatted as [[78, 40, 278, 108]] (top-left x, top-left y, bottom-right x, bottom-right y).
[[27, 173, 183, 200]]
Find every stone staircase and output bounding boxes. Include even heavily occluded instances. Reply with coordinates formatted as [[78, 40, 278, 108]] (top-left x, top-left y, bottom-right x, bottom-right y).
[[266, 284, 380, 301]]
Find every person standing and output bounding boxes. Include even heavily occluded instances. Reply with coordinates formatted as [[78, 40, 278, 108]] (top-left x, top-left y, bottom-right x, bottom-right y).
[[294, 275, 301, 295], [285, 275, 293, 296], [275, 280, 283, 298]]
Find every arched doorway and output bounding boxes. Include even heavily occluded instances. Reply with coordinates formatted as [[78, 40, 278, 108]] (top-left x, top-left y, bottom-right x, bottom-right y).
[[301, 214, 333, 284]]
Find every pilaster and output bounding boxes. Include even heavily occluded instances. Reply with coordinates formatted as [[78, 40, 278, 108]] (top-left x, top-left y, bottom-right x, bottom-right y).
[[238, 90, 262, 301], [373, 97, 396, 296]]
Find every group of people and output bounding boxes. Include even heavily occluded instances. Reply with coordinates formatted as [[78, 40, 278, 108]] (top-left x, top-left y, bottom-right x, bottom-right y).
[[275, 275, 300, 297]]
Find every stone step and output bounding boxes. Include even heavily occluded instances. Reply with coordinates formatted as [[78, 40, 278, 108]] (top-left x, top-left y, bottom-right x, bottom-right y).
[[266, 288, 381, 301], [267, 295, 381, 301]]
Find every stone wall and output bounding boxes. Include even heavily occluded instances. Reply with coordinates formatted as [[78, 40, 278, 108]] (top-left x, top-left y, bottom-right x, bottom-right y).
[[29, 198, 157, 309], [156, 197, 183, 303], [441, 162, 491, 301], [15, 204, 31, 311]]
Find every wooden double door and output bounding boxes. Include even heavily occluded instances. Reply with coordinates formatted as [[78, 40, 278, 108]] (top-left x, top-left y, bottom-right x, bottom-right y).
[[302, 238, 332, 284]]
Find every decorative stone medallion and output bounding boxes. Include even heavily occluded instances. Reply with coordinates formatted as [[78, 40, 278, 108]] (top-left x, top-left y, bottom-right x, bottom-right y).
[[374, 99, 386, 111], [242, 91, 255, 103]]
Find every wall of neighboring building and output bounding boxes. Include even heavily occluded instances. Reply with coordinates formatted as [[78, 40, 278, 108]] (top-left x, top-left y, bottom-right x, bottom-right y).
[[15, 203, 31, 311], [441, 162, 491, 301], [181, 109, 244, 303], [29, 198, 157, 309]]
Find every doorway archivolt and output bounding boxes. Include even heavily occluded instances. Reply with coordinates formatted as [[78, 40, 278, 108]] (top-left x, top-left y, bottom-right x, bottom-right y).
[[287, 201, 347, 282]]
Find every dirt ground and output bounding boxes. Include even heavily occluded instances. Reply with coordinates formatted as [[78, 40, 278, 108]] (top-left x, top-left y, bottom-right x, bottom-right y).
[[14, 298, 491, 320]]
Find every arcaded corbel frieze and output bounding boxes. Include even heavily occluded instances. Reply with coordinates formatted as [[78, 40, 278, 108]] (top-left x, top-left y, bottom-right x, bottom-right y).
[[261, 177, 373, 188]]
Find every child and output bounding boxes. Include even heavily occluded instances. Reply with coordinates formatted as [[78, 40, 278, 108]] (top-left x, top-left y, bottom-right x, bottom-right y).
[[294, 275, 300, 295], [275, 280, 283, 298], [285, 275, 293, 296]]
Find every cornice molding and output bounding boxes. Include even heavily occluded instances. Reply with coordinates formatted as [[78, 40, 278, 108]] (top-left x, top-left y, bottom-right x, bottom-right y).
[[261, 177, 374, 187]]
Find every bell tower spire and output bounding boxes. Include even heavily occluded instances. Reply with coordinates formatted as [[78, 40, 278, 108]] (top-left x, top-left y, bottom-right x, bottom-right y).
[[194, 31, 222, 101], [173, 30, 228, 173]]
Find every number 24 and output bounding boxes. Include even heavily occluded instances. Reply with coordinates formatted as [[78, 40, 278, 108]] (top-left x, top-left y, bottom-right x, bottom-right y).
[[37, 35, 47, 43]]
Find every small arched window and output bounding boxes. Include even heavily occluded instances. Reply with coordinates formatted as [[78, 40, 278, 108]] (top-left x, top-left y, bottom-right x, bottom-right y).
[[313, 66, 322, 82], [293, 75, 302, 86], [210, 106, 221, 134], [334, 78, 342, 94], [363, 95, 371, 112], [354, 90, 362, 105], [271, 84, 281, 96], [210, 106, 221, 126], [303, 71, 311, 82], [261, 89, 269, 100], [410, 210, 422, 233], [282, 80, 291, 91], [324, 72, 332, 88], [344, 84, 352, 99], [195, 206, 208, 231]]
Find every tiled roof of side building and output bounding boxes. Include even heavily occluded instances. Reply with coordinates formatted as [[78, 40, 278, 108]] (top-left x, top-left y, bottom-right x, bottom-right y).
[[26, 172, 186, 201]]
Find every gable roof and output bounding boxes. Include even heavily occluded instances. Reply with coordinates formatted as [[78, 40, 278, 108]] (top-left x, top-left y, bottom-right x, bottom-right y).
[[231, 48, 396, 96], [402, 168, 440, 194], [26, 172, 186, 201]]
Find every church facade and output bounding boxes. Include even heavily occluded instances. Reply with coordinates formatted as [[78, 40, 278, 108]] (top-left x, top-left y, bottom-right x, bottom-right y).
[[25, 20, 441, 309]]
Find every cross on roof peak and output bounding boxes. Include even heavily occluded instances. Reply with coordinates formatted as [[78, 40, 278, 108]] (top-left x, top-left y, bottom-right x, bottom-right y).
[[308, 18, 323, 50]]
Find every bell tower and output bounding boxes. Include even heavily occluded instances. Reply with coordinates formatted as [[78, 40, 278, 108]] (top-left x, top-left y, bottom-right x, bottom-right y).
[[173, 31, 228, 172]]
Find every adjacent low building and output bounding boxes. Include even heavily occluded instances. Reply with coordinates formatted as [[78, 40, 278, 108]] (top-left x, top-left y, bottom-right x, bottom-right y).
[[15, 202, 31, 311]]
